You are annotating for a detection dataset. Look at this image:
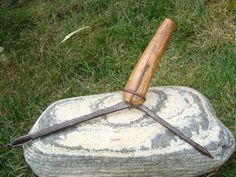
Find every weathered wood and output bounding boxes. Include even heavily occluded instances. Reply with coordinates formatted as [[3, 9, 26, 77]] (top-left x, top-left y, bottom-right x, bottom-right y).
[[123, 19, 176, 106], [23, 86, 235, 177]]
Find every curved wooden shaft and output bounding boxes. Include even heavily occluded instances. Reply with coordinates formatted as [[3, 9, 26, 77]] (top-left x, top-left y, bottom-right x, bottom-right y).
[[123, 18, 176, 106]]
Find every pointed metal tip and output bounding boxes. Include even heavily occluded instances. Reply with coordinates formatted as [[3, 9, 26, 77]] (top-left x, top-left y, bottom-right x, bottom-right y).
[[206, 152, 214, 159], [7, 144, 12, 148], [6, 141, 16, 148], [8, 134, 33, 147], [202, 148, 214, 159], [8, 141, 16, 147]]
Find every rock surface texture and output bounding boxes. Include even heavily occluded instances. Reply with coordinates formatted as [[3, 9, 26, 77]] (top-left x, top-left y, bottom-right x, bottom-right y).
[[23, 86, 235, 177]]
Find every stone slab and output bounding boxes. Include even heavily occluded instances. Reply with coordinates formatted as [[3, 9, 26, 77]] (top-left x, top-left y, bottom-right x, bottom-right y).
[[23, 86, 235, 177]]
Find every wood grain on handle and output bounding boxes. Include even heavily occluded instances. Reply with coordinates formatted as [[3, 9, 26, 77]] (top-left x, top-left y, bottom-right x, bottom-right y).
[[123, 18, 176, 106]]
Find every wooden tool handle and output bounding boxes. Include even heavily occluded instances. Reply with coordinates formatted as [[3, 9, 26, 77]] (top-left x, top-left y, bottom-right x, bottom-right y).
[[123, 18, 176, 106]]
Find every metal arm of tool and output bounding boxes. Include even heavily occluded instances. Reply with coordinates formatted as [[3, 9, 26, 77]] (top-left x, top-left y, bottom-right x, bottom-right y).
[[9, 19, 175, 147], [138, 105, 213, 158], [8, 102, 129, 147]]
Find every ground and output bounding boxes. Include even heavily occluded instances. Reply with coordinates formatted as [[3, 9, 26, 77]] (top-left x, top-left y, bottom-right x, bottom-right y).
[[0, 0, 235, 176]]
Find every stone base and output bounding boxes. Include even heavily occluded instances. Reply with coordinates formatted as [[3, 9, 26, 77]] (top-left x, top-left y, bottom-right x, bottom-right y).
[[23, 86, 235, 177]]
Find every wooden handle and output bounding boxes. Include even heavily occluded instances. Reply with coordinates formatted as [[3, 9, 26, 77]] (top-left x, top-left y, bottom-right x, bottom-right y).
[[123, 18, 176, 106]]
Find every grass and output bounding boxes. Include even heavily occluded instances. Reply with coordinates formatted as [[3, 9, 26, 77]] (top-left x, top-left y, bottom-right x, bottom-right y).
[[0, 0, 235, 176]]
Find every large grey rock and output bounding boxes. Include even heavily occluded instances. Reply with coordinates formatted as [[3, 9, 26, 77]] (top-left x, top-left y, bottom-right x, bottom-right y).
[[23, 86, 235, 177]]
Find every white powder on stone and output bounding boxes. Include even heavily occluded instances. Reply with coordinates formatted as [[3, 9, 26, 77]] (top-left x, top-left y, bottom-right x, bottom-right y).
[[28, 87, 222, 158]]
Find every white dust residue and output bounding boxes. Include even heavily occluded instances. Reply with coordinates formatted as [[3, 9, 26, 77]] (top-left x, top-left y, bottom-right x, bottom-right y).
[[28, 87, 222, 158]]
